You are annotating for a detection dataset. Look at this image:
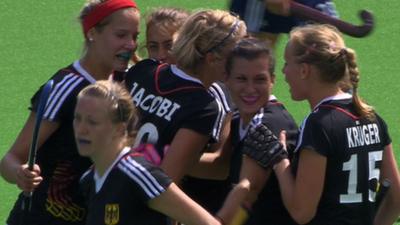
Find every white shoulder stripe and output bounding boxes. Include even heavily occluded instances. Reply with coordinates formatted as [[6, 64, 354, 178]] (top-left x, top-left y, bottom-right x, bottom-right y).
[[118, 157, 165, 199], [44, 74, 84, 120], [212, 99, 225, 141], [209, 83, 231, 113], [45, 74, 76, 117]]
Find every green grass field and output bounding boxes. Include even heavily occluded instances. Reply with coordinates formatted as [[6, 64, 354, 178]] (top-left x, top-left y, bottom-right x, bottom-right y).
[[1, 0, 399, 223]]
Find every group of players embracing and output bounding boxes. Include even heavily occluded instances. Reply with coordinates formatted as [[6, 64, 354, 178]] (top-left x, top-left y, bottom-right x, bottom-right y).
[[1, 0, 400, 225]]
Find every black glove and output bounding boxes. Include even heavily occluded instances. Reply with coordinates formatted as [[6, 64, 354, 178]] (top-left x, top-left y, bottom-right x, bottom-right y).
[[241, 124, 288, 169]]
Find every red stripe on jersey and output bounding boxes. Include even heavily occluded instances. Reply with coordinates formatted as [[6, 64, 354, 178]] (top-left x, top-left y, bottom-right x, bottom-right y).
[[154, 64, 205, 95], [319, 104, 360, 120]]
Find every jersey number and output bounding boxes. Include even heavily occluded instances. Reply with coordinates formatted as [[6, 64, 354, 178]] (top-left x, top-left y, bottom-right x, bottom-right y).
[[339, 150, 383, 203], [133, 122, 159, 147]]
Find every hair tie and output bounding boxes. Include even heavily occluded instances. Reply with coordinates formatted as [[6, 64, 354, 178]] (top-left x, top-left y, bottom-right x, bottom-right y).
[[204, 18, 240, 54], [82, 0, 138, 36]]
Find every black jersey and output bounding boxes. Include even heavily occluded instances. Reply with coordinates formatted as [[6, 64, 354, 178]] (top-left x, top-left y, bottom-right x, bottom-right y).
[[7, 61, 94, 225], [293, 94, 391, 225], [125, 59, 225, 157], [230, 96, 299, 225], [80, 147, 172, 225], [180, 81, 233, 214]]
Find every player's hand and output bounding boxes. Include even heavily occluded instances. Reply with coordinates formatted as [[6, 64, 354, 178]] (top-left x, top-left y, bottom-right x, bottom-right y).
[[16, 163, 43, 192], [241, 124, 288, 169], [264, 0, 291, 16]]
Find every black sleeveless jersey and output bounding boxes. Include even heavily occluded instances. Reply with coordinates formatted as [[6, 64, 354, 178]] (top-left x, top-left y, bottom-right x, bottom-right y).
[[293, 95, 391, 225], [80, 148, 172, 225], [125, 59, 225, 158], [230, 97, 299, 225], [7, 61, 94, 225]]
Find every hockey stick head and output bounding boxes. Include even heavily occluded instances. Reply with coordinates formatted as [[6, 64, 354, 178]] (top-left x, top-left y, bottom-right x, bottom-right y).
[[290, 2, 375, 38], [354, 10, 374, 37]]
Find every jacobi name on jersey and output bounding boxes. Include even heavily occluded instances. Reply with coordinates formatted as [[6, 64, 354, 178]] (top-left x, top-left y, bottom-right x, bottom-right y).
[[130, 82, 181, 121]]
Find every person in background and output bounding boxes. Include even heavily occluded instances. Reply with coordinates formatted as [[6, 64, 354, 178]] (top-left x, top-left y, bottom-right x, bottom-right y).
[[75, 80, 223, 225], [144, 7, 190, 63], [229, 0, 338, 48], [0, 0, 140, 224], [216, 38, 298, 225]]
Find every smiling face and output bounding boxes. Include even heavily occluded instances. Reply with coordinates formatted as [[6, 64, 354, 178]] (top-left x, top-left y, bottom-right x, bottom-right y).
[[226, 54, 273, 122], [90, 8, 140, 72], [73, 96, 119, 161]]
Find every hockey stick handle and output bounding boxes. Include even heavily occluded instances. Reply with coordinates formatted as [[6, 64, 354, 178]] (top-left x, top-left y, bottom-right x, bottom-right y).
[[289, 1, 374, 38], [21, 79, 53, 216], [27, 80, 53, 170]]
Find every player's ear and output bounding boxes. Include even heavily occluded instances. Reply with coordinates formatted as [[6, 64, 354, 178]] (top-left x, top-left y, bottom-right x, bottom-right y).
[[114, 122, 127, 138], [269, 73, 276, 93], [86, 28, 96, 42], [299, 63, 311, 79]]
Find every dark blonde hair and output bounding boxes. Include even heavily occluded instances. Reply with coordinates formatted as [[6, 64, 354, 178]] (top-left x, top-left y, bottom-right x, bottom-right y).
[[146, 7, 190, 40], [78, 80, 139, 141], [171, 9, 247, 71], [289, 24, 375, 120]]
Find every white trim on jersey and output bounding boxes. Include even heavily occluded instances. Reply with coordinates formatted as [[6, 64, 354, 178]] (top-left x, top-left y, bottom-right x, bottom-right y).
[[118, 156, 166, 199], [269, 94, 277, 101], [170, 65, 203, 85], [238, 107, 265, 140], [250, 107, 264, 127], [232, 110, 240, 119], [211, 97, 225, 142], [244, 0, 265, 32], [92, 147, 130, 193], [209, 82, 231, 113], [294, 93, 353, 152], [73, 60, 96, 84], [44, 74, 84, 120]]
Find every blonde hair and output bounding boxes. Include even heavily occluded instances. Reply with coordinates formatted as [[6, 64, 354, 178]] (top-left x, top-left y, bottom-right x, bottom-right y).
[[78, 80, 139, 142], [171, 9, 247, 71], [289, 24, 375, 120]]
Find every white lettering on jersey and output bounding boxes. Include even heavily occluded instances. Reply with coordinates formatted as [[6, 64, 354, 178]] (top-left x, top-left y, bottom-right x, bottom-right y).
[[346, 123, 380, 148], [130, 82, 181, 121]]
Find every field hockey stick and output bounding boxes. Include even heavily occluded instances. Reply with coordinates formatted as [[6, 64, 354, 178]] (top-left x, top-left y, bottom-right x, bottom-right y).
[[289, 1, 374, 38], [21, 79, 54, 213]]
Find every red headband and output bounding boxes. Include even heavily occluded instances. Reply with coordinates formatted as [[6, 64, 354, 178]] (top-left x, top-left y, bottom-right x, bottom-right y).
[[82, 0, 138, 35]]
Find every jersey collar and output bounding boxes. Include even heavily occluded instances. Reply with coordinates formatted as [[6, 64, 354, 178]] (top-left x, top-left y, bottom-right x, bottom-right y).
[[313, 93, 352, 111], [170, 64, 203, 85], [93, 147, 131, 193], [73, 60, 96, 84]]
